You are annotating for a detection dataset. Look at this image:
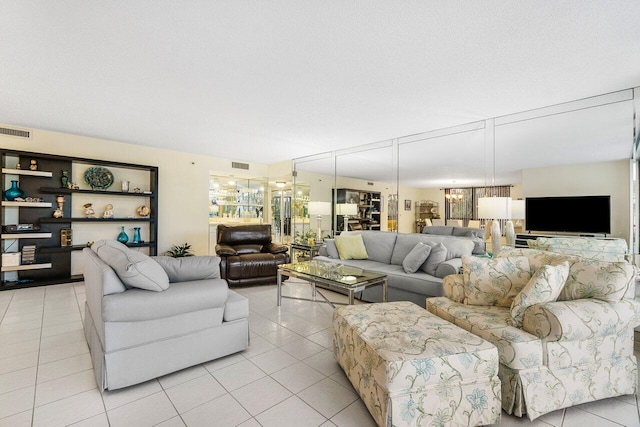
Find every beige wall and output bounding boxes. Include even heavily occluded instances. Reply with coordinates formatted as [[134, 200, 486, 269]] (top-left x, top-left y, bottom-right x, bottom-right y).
[[522, 160, 630, 241], [0, 124, 270, 264]]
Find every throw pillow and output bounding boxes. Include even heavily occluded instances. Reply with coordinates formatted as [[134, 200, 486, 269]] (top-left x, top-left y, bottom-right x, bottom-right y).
[[463, 255, 531, 307], [402, 242, 432, 274], [509, 261, 569, 327], [334, 234, 368, 260], [323, 239, 340, 259], [420, 242, 447, 276], [92, 240, 170, 291]]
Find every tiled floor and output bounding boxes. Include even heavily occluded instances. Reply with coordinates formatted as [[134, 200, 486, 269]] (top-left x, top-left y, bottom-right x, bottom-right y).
[[1, 280, 639, 426]]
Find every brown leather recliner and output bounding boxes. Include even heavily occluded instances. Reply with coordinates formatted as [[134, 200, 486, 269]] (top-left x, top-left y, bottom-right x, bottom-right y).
[[215, 224, 289, 286]]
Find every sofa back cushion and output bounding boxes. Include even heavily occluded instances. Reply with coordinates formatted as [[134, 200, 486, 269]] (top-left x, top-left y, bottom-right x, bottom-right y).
[[323, 239, 340, 258], [92, 240, 170, 292], [152, 256, 221, 282], [531, 237, 627, 262], [217, 224, 272, 246], [497, 247, 579, 273], [559, 259, 636, 302], [391, 234, 473, 265], [509, 261, 569, 327], [463, 255, 532, 307], [421, 226, 453, 235], [451, 227, 484, 237], [348, 230, 398, 264]]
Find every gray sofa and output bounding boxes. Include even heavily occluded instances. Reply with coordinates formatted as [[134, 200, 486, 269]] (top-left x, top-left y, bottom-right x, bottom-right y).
[[421, 225, 485, 254], [315, 230, 475, 306], [83, 241, 249, 390]]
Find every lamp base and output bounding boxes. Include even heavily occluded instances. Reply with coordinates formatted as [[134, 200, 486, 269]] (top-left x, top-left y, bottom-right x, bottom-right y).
[[505, 220, 515, 247], [490, 221, 502, 256]]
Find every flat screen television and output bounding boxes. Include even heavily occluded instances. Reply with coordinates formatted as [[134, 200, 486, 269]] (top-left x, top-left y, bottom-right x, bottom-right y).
[[525, 196, 611, 234]]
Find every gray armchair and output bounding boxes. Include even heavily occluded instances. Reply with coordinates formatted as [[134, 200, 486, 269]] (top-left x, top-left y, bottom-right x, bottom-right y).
[[83, 241, 249, 390]]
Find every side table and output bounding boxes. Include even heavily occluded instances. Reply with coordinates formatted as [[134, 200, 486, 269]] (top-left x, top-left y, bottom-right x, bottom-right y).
[[290, 242, 323, 262]]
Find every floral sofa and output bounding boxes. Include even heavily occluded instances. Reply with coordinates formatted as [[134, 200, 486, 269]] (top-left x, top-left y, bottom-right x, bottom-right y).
[[426, 247, 640, 420], [527, 236, 628, 262]]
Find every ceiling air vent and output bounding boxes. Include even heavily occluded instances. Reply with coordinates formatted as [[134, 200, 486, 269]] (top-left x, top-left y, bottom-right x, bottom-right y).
[[0, 127, 31, 139], [232, 161, 249, 170]]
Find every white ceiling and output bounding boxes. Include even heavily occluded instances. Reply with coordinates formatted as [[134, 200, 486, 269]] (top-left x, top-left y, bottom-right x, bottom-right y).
[[1, 2, 639, 177]]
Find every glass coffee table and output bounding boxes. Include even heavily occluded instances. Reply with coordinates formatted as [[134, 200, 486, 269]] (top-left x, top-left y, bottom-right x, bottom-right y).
[[277, 260, 387, 307]]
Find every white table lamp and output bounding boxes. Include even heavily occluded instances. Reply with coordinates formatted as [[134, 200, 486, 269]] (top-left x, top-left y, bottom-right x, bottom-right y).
[[336, 203, 358, 232], [308, 201, 331, 243], [478, 197, 512, 255], [508, 199, 525, 246]]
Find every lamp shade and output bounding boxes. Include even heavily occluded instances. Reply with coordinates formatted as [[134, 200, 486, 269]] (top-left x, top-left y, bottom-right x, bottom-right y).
[[308, 201, 332, 216], [478, 197, 512, 219], [336, 203, 358, 215], [511, 200, 525, 219]]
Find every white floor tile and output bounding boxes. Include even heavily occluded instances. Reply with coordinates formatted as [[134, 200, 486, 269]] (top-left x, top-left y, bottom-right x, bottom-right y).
[[40, 320, 83, 338], [303, 350, 341, 376], [0, 338, 40, 359], [67, 412, 110, 427], [0, 351, 38, 375], [0, 310, 43, 325], [35, 370, 96, 407], [535, 408, 566, 426], [260, 327, 303, 346], [271, 362, 325, 394], [36, 352, 93, 383], [0, 319, 41, 334], [242, 334, 277, 358], [330, 399, 377, 427], [107, 391, 178, 427], [231, 376, 292, 416], [0, 409, 32, 427], [236, 418, 261, 427], [181, 393, 251, 427], [155, 416, 186, 427], [248, 317, 281, 335], [575, 396, 640, 426], [256, 396, 326, 427], [320, 421, 337, 427], [212, 359, 266, 391], [280, 338, 325, 360], [0, 367, 36, 394], [32, 388, 104, 427], [42, 311, 82, 327], [165, 374, 226, 414], [101, 379, 162, 411], [158, 364, 209, 389], [556, 407, 620, 427], [0, 327, 41, 346], [298, 378, 358, 418], [306, 329, 334, 348], [283, 319, 328, 337], [329, 370, 356, 393], [202, 352, 246, 373], [249, 348, 298, 374], [39, 328, 85, 350], [0, 386, 34, 419], [38, 340, 89, 365]]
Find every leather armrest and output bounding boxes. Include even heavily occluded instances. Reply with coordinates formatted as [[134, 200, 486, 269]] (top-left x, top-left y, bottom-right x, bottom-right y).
[[215, 244, 237, 256], [263, 242, 288, 254]]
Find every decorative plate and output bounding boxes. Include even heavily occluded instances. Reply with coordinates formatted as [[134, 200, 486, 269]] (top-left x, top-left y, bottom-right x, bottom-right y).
[[84, 167, 114, 190]]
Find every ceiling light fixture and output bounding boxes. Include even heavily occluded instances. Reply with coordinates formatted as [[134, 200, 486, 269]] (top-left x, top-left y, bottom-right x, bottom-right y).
[[276, 181, 286, 188]]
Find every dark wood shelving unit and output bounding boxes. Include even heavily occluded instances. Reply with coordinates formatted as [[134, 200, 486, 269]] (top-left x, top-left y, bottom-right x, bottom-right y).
[[1, 149, 158, 290]]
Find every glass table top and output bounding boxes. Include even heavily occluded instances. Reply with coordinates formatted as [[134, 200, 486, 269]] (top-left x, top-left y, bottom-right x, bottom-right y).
[[279, 260, 386, 286]]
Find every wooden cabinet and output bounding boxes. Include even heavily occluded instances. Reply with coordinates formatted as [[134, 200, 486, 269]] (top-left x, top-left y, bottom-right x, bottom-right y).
[[415, 200, 439, 233], [334, 188, 381, 232], [1, 150, 158, 290]]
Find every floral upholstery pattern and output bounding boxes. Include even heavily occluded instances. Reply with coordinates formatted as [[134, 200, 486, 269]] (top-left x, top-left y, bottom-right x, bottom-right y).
[[497, 247, 579, 274], [509, 262, 569, 328], [333, 301, 501, 426], [462, 255, 531, 307], [442, 274, 465, 303], [560, 259, 635, 302], [529, 237, 628, 262]]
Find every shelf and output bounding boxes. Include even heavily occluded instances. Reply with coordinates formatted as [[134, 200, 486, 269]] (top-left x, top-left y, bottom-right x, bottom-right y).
[[40, 187, 154, 197], [2, 168, 53, 177], [1, 263, 52, 272], [1, 201, 52, 208], [39, 242, 155, 253], [1, 233, 52, 239], [40, 217, 153, 223]]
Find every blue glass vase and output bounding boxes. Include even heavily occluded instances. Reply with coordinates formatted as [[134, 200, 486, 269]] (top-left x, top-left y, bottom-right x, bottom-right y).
[[4, 180, 25, 201], [117, 226, 129, 243], [132, 227, 141, 244]]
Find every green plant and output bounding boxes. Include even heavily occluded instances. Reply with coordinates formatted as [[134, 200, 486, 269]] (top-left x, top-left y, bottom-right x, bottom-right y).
[[165, 243, 194, 257], [293, 229, 316, 244]]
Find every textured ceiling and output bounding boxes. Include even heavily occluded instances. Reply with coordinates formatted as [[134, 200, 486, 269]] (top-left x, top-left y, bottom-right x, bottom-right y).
[[1, 1, 639, 171]]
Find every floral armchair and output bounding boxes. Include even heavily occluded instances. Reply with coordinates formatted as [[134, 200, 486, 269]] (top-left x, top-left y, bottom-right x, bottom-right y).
[[426, 247, 640, 420]]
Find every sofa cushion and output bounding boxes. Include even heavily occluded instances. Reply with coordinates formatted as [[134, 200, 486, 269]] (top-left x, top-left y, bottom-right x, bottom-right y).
[[335, 234, 368, 260], [224, 290, 249, 322], [391, 234, 473, 265], [427, 297, 543, 370], [323, 239, 340, 259], [421, 225, 453, 235], [402, 242, 431, 273], [463, 255, 532, 307], [531, 237, 628, 262], [422, 242, 447, 276], [152, 256, 221, 282], [560, 259, 635, 302], [497, 247, 579, 274], [451, 227, 483, 238], [92, 240, 169, 292], [510, 262, 569, 328], [234, 244, 263, 255], [356, 230, 397, 264], [102, 278, 229, 322]]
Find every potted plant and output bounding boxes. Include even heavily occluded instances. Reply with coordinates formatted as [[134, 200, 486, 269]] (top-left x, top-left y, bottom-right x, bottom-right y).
[[165, 243, 194, 257]]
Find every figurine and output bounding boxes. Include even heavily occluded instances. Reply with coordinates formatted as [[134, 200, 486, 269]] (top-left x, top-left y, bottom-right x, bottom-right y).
[[15, 163, 21, 169], [29, 159, 38, 171], [103, 204, 114, 219], [53, 195, 65, 218], [60, 170, 69, 188], [136, 205, 150, 217], [83, 203, 96, 218], [133, 187, 142, 194]]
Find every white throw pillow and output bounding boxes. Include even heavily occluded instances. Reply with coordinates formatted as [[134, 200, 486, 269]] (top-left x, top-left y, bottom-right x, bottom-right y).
[[510, 261, 569, 327], [92, 240, 170, 291], [402, 242, 432, 273]]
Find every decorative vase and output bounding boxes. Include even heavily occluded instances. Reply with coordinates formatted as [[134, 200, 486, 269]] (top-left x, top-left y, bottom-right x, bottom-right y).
[[4, 180, 25, 201], [60, 170, 69, 188], [132, 227, 141, 244], [505, 220, 515, 247], [490, 220, 502, 256], [117, 226, 129, 243]]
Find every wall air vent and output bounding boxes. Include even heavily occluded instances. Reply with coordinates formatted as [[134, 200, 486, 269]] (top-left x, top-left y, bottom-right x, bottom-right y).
[[232, 161, 249, 170], [0, 127, 31, 139], [367, 182, 374, 186]]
